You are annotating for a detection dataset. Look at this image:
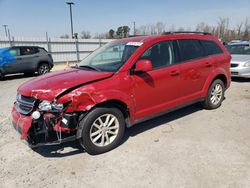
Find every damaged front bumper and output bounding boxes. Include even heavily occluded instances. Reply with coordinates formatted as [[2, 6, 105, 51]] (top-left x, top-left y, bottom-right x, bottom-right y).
[[11, 104, 79, 148]]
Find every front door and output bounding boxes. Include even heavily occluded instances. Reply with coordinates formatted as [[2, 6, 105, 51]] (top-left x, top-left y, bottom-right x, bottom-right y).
[[3, 47, 20, 74], [131, 41, 182, 120]]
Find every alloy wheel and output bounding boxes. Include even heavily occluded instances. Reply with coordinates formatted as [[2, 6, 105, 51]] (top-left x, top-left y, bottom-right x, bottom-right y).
[[39, 64, 49, 74], [89, 114, 119, 147], [210, 83, 223, 105]]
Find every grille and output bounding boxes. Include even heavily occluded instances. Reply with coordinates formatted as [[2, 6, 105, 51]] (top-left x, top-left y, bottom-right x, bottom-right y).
[[231, 71, 239, 75], [231, 64, 238, 68], [16, 94, 36, 115]]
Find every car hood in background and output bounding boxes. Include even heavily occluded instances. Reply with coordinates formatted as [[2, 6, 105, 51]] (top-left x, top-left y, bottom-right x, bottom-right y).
[[231, 55, 250, 63], [18, 68, 113, 101]]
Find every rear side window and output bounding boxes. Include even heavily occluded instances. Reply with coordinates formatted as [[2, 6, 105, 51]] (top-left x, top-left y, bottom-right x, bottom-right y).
[[39, 48, 48, 53], [178, 40, 204, 62], [20, 47, 38, 56], [140, 41, 175, 69], [201, 40, 223, 56]]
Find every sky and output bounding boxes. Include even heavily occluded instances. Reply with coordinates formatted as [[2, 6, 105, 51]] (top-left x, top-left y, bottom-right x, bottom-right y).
[[0, 0, 250, 38]]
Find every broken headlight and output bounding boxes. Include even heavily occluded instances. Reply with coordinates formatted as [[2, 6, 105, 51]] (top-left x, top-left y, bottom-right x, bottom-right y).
[[38, 101, 64, 111]]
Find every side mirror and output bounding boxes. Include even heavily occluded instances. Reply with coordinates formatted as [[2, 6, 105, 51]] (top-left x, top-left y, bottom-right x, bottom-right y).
[[134, 59, 153, 73]]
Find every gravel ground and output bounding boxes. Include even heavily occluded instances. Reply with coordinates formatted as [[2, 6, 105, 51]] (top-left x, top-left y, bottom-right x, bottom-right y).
[[0, 67, 250, 188]]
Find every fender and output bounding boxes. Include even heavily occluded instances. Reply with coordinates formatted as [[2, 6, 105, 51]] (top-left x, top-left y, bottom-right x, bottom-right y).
[[201, 67, 228, 97], [57, 88, 136, 122]]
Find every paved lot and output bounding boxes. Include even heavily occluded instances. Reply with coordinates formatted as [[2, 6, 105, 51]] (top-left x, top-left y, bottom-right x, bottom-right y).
[[0, 66, 250, 188]]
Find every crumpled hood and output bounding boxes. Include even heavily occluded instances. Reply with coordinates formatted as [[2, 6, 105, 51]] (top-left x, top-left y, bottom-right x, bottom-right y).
[[18, 68, 113, 101], [231, 55, 250, 63]]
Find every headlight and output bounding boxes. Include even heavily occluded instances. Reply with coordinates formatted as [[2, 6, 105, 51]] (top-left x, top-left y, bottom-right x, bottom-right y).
[[243, 61, 250, 67], [38, 101, 52, 111], [51, 103, 64, 111], [38, 101, 70, 112]]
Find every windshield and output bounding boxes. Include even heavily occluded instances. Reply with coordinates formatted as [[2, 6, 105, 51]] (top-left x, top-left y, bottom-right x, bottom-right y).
[[78, 42, 140, 72], [226, 45, 250, 55]]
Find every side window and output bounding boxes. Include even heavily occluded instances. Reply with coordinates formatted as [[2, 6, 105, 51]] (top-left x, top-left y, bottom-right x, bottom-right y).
[[140, 41, 175, 69], [20, 47, 37, 56], [178, 40, 204, 62], [201, 40, 223, 56], [8, 48, 20, 57]]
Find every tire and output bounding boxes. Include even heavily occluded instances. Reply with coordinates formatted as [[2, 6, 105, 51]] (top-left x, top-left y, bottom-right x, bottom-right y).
[[0, 71, 4, 79], [38, 63, 50, 75], [202, 79, 225, 109], [79, 107, 125, 155]]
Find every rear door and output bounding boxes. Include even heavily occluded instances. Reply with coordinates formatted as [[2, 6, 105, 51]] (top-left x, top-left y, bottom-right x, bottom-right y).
[[177, 39, 213, 100], [3, 47, 21, 74], [131, 40, 183, 120], [18, 47, 39, 72]]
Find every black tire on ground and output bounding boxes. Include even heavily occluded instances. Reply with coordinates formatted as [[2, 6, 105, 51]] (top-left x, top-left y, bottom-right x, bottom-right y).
[[0, 71, 4, 79], [38, 63, 50, 75], [79, 107, 125, 155], [202, 79, 225, 110]]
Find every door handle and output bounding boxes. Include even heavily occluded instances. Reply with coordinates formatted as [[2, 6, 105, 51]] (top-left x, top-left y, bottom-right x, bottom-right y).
[[170, 70, 180, 76], [17, 58, 22, 60], [205, 62, 212, 67]]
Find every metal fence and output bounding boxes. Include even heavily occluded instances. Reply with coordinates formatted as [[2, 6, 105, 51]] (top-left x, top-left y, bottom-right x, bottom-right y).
[[0, 36, 114, 63]]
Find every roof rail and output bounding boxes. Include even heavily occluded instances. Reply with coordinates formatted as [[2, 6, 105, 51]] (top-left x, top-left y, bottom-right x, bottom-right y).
[[128, 35, 147, 37], [162, 31, 212, 35]]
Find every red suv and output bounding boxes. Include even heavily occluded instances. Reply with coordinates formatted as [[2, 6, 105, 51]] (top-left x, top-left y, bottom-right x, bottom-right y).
[[12, 32, 231, 155]]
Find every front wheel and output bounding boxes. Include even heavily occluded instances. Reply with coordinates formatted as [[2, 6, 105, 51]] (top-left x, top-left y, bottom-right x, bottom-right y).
[[79, 107, 125, 155], [38, 63, 50, 75], [202, 79, 225, 109]]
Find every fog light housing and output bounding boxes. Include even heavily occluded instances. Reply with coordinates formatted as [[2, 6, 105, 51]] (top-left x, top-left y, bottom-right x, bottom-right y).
[[32, 111, 41, 120]]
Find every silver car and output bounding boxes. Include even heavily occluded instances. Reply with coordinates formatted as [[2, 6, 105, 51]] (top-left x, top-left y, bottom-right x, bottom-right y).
[[226, 42, 250, 78]]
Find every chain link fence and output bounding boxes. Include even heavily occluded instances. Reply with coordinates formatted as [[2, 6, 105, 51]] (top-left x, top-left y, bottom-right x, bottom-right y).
[[0, 35, 114, 63]]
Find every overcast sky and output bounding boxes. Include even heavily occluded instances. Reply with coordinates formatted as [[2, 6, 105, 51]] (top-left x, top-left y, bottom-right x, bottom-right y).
[[0, 0, 250, 38]]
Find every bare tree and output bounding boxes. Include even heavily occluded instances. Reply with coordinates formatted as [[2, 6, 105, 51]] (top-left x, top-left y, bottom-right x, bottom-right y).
[[138, 25, 147, 35], [216, 17, 229, 40], [81, 30, 91, 39], [155, 22, 165, 34], [243, 18, 250, 40], [60, 34, 70, 39], [236, 22, 243, 37]]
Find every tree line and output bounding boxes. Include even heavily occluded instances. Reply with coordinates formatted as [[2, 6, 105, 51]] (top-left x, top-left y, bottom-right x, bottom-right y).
[[60, 17, 250, 42]]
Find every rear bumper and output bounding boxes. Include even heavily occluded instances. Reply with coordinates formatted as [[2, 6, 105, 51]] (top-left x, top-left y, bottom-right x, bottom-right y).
[[11, 105, 32, 140]]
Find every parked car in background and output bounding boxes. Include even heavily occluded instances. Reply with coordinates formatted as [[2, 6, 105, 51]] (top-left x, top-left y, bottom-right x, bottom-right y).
[[0, 46, 53, 79], [12, 32, 231, 155], [226, 42, 250, 78]]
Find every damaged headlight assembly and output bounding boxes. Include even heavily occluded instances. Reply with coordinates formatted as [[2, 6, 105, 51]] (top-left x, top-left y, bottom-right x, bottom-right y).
[[32, 101, 71, 120], [38, 100, 64, 111]]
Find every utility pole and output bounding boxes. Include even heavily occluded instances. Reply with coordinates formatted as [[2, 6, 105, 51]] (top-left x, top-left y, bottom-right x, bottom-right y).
[[8, 29, 12, 46], [2, 25, 8, 37], [66, 2, 75, 38], [133, 21, 136, 35]]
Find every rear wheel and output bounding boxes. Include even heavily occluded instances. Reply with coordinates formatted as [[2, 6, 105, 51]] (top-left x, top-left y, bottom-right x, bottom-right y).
[[38, 63, 50, 75], [202, 79, 225, 109], [0, 71, 4, 79], [79, 107, 125, 155]]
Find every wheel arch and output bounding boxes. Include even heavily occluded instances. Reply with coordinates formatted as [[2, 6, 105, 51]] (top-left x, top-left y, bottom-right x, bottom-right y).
[[211, 74, 228, 88], [94, 99, 130, 122], [76, 99, 131, 140], [202, 68, 229, 97], [37, 60, 52, 69]]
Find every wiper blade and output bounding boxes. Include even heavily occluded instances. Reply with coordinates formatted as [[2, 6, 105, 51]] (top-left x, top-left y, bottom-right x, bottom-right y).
[[77, 65, 100, 71]]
